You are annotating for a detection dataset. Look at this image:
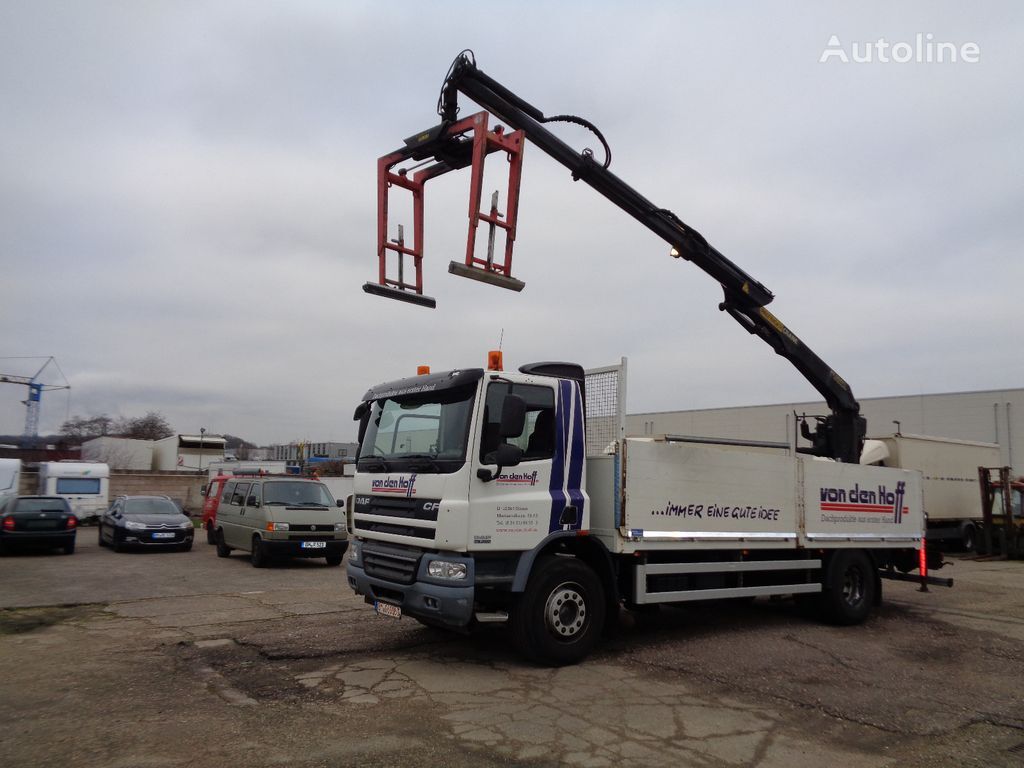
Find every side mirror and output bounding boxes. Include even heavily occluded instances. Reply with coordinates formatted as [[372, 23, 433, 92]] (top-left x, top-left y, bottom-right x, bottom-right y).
[[477, 443, 524, 482], [353, 401, 369, 421], [495, 443, 523, 468], [200, 484, 208, 496], [336, 499, 345, 508], [499, 395, 526, 438]]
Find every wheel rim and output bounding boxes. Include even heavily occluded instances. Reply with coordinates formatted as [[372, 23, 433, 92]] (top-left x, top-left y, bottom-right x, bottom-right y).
[[842, 566, 865, 607], [544, 581, 587, 641]]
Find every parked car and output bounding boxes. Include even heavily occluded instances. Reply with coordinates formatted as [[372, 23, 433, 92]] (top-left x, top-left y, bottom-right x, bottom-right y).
[[0, 495, 77, 554], [98, 496, 195, 552], [213, 477, 347, 567]]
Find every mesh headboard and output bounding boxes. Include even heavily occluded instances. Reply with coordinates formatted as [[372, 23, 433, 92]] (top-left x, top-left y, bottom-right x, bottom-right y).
[[584, 358, 627, 457]]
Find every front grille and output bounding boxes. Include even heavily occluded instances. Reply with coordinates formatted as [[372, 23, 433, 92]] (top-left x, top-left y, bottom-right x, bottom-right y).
[[287, 534, 334, 542], [362, 541, 422, 585], [355, 520, 435, 539], [289, 524, 338, 532]]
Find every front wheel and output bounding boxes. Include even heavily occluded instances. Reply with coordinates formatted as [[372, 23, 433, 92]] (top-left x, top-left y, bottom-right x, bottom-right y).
[[325, 553, 343, 567], [250, 535, 269, 568], [205, 522, 216, 545], [512, 555, 606, 666], [821, 550, 876, 625], [97, 524, 108, 547]]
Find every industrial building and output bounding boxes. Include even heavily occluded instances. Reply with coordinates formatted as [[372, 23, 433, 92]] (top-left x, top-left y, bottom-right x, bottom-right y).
[[627, 388, 1022, 474]]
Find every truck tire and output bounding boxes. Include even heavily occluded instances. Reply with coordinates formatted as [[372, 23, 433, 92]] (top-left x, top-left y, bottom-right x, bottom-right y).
[[205, 522, 216, 545], [960, 523, 977, 553], [512, 555, 606, 666], [821, 550, 875, 625], [215, 529, 231, 558]]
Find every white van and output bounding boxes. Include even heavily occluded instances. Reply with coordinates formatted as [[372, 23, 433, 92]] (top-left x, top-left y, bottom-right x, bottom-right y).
[[0, 459, 21, 508], [37, 462, 110, 523], [213, 477, 347, 568]]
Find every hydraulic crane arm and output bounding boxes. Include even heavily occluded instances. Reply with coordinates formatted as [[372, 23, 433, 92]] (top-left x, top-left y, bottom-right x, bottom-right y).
[[374, 52, 865, 463]]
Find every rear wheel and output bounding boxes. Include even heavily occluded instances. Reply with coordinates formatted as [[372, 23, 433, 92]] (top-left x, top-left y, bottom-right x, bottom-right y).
[[821, 550, 875, 625], [63, 540, 76, 555], [512, 555, 606, 666], [215, 529, 231, 558], [961, 523, 977, 553], [251, 535, 269, 568]]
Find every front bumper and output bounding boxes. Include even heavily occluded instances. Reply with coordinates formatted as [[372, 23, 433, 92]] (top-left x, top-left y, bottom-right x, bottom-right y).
[[115, 528, 194, 547], [346, 544, 475, 629], [263, 538, 348, 559]]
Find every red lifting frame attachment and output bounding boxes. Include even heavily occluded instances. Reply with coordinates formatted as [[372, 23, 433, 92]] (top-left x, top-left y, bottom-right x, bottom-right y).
[[366, 111, 525, 309]]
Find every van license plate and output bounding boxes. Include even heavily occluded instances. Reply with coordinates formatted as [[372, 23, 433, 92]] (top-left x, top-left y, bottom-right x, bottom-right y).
[[375, 601, 401, 620], [300, 541, 326, 549], [153, 532, 175, 539]]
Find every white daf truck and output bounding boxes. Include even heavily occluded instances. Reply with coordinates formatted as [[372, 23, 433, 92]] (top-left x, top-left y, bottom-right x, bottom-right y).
[[349, 54, 944, 664], [346, 359, 933, 665]]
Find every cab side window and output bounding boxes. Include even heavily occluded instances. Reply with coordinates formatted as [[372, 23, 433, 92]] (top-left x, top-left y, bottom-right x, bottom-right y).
[[480, 382, 556, 463], [222, 482, 237, 505], [232, 483, 250, 506], [246, 483, 261, 507]]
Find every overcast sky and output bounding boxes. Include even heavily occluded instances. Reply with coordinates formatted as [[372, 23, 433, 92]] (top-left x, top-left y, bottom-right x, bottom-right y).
[[1, 1, 1021, 445]]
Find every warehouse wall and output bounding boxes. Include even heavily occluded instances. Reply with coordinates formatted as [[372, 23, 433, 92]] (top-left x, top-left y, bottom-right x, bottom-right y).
[[628, 388, 1023, 474]]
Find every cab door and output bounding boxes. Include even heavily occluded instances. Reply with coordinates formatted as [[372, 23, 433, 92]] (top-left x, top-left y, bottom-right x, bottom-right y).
[[468, 379, 587, 550]]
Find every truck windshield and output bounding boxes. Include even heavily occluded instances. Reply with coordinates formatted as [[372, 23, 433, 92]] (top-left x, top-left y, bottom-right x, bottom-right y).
[[358, 384, 475, 474]]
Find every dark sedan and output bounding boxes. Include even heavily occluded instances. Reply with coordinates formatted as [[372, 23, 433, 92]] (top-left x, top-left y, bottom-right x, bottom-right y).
[[1, 495, 77, 554], [98, 496, 195, 552]]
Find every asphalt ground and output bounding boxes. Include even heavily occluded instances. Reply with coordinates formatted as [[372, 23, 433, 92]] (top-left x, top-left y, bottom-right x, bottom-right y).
[[1, 530, 1022, 768]]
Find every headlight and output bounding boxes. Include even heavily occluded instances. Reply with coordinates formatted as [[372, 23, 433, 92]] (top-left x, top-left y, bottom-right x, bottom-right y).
[[334, 522, 346, 531], [427, 560, 468, 580], [125, 520, 146, 530], [348, 543, 360, 565], [267, 522, 289, 531], [179, 520, 193, 529]]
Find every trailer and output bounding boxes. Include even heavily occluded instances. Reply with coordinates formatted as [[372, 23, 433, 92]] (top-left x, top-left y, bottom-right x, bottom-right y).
[[861, 434, 1000, 551], [37, 462, 109, 523]]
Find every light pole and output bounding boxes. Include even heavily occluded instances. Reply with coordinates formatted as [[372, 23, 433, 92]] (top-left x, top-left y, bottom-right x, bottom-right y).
[[199, 427, 206, 472]]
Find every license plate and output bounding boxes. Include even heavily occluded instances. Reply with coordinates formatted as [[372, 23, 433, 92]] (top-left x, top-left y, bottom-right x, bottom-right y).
[[300, 541, 327, 549], [153, 532, 175, 539], [375, 601, 402, 620]]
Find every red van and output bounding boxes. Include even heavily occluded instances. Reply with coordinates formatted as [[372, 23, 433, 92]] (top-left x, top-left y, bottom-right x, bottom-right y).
[[201, 474, 234, 544]]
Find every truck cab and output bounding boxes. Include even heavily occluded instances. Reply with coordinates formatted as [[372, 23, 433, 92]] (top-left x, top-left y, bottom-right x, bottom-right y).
[[346, 361, 593, 633]]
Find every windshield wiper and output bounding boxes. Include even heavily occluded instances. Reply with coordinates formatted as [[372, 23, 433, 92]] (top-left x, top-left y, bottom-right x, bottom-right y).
[[400, 453, 444, 471], [360, 457, 391, 472], [292, 502, 328, 508]]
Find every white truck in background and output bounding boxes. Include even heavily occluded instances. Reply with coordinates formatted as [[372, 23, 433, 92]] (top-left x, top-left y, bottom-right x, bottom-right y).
[[346, 359, 940, 665], [0, 458, 21, 507], [861, 434, 1000, 551], [37, 461, 110, 523]]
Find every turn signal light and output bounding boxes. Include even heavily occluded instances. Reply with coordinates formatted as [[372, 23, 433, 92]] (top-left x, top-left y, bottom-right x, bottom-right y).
[[417, 365, 430, 375], [487, 350, 503, 371]]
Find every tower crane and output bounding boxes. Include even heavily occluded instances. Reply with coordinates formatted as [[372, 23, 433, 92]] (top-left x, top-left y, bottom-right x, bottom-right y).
[[0, 357, 71, 440]]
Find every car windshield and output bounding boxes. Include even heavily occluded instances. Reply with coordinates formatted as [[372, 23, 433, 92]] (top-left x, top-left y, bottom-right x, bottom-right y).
[[263, 482, 334, 507], [14, 498, 68, 514], [358, 383, 475, 473], [124, 498, 180, 515]]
